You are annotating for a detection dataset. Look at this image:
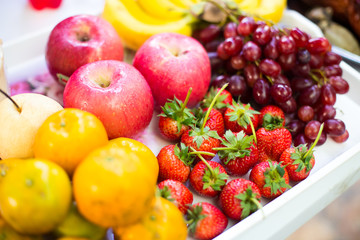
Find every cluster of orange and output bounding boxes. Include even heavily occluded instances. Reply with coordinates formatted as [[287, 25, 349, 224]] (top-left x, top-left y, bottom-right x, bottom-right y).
[[0, 108, 186, 240]]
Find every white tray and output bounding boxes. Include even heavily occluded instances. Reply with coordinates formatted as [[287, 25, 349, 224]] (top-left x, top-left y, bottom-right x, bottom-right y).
[[3, 9, 360, 240]]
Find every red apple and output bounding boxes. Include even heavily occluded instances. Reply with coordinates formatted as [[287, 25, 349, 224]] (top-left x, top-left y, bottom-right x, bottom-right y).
[[45, 14, 124, 83], [63, 60, 154, 139], [133, 33, 211, 109]]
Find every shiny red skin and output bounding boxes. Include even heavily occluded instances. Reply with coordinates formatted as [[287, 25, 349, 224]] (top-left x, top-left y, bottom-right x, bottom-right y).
[[158, 116, 189, 141], [180, 130, 220, 161], [279, 147, 315, 182], [258, 105, 285, 127], [29, 0, 62, 10], [256, 127, 292, 162], [46, 15, 124, 80], [224, 105, 259, 135], [249, 161, 290, 198], [156, 145, 191, 183], [219, 178, 261, 220], [190, 202, 228, 240], [220, 141, 259, 176], [204, 108, 225, 137], [189, 161, 227, 197], [157, 179, 193, 214]]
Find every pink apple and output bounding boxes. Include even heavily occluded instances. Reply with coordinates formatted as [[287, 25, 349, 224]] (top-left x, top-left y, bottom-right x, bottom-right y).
[[63, 60, 154, 139], [45, 14, 124, 82], [133, 33, 211, 110]]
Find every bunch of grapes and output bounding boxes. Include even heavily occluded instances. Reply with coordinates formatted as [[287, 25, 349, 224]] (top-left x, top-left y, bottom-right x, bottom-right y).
[[193, 16, 350, 145]]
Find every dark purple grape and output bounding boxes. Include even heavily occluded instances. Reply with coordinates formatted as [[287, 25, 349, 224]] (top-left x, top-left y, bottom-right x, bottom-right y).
[[244, 64, 260, 88], [223, 36, 243, 56], [253, 24, 271, 45], [324, 51, 342, 66], [230, 54, 246, 70], [328, 76, 349, 94], [237, 16, 256, 36], [263, 37, 279, 59], [208, 52, 224, 73], [324, 119, 346, 136], [205, 39, 223, 52], [270, 83, 292, 103], [225, 60, 238, 74], [291, 63, 311, 77], [317, 104, 336, 122], [331, 130, 349, 143], [304, 120, 321, 140], [320, 84, 336, 105], [252, 78, 271, 105], [277, 97, 297, 113], [298, 105, 314, 122], [293, 133, 312, 147], [309, 53, 324, 69], [299, 85, 321, 106], [211, 75, 229, 88], [227, 75, 247, 97], [224, 22, 238, 38], [290, 27, 309, 48], [197, 24, 221, 44], [307, 37, 330, 54], [217, 42, 230, 60], [259, 59, 281, 77], [277, 35, 296, 54], [278, 53, 296, 71], [273, 74, 290, 86], [324, 65, 342, 77], [242, 41, 262, 62], [297, 49, 311, 64], [291, 77, 314, 92], [287, 120, 305, 137]]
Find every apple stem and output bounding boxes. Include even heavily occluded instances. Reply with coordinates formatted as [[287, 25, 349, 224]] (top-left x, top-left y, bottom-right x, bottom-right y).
[[200, 83, 228, 133], [0, 89, 21, 112], [180, 87, 193, 112]]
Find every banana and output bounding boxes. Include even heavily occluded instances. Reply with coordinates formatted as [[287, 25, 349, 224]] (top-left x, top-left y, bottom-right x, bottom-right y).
[[137, 0, 188, 20], [234, 0, 259, 12], [169, 0, 199, 8], [102, 0, 194, 50]]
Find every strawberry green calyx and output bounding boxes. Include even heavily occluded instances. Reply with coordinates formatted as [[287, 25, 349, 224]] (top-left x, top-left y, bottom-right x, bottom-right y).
[[174, 143, 196, 167], [186, 204, 206, 234], [158, 88, 195, 133], [227, 100, 259, 143], [262, 113, 284, 130], [264, 161, 291, 195], [214, 130, 254, 164], [190, 146, 228, 191], [200, 87, 229, 111], [291, 123, 324, 173], [157, 186, 175, 202], [236, 186, 263, 219]]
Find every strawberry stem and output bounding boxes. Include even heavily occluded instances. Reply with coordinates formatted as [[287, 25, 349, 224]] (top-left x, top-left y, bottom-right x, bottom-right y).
[[201, 83, 228, 134], [212, 146, 238, 151], [247, 115, 257, 144], [304, 123, 324, 159], [190, 146, 215, 176], [181, 87, 193, 112], [0, 89, 21, 113], [189, 151, 215, 157], [250, 197, 265, 219]]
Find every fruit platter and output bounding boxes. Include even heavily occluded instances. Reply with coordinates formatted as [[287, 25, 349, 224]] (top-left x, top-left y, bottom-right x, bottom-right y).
[[2, 1, 360, 240]]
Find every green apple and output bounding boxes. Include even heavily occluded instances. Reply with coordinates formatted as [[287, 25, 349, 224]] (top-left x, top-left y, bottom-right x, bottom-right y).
[[0, 92, 63, 159], [54, 202, 107, 240]]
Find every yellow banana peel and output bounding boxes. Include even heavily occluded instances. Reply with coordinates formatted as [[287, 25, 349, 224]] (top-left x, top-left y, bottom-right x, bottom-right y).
[[137, 0, 187, 20], [102, 0, 194, 50]]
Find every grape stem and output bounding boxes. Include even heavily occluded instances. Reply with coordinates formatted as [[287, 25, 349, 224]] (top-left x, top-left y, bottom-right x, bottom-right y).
[[206, 0, 239, 24]]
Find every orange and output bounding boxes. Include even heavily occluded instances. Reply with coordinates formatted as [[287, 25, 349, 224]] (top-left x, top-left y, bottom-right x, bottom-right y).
[[0, 222, 44, 240], [0, 158, 23, 183], [0, 158, 72, 235], [33, 108, 109, 175], [73, 141, 158, 228], [114, 197, 187, 240]]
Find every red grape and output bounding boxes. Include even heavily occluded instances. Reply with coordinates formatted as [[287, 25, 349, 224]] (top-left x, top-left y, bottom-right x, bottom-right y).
[[298, 105, 314, 122], [252, 78, 271, 105], [324, 119, 346, 136], [304, 120, 321, 140], [237, 17, 256, 36]]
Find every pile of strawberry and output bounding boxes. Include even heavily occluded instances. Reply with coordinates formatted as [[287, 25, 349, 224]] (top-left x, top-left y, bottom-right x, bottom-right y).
[[155, 86, 322, 240]]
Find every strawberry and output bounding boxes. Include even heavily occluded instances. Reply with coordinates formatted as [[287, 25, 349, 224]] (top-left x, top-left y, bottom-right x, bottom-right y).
[[219, 178, 262, 220], [215, 130, 259, 176], [156, 143, 195, 183], [224, 100, 259, 136], [279, 124, 323, 181], [200, 87, 233, 114], [157, 179, 193, 215], [186, 202, 228, 240], [195, 107, 225, 137], [158, 88, 195, 141], [256, 126, 292, 162], [189, 160, 228, 197], [249, 160, 291, 199], [258, 105, 285, 128]]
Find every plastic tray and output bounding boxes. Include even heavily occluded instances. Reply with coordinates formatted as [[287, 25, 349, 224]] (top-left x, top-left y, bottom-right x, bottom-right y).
[[3, 9, 360, 240]]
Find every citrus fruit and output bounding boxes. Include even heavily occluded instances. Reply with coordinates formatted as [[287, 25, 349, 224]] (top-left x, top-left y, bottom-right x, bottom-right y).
[[0, 158, 23, 184], [0, 158, 72, 235], [73, 141, 158, 228], [33, 108, 109, 175], [114, 197, 187, 240]]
